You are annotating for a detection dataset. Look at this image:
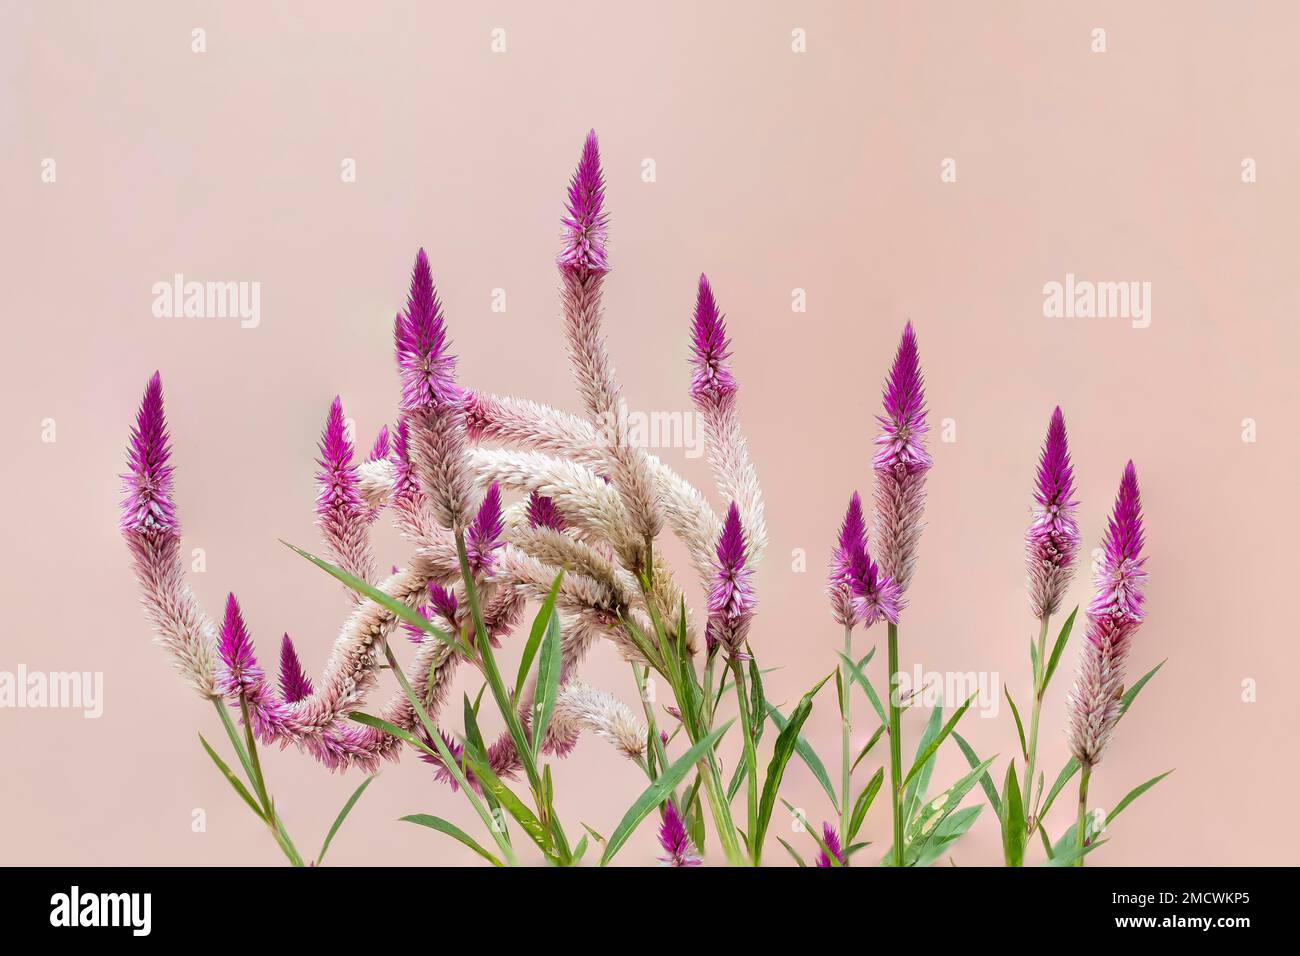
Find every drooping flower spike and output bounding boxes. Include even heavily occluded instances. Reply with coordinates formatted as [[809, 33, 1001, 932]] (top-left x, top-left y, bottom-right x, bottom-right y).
[[1026, 407, 1080, 620], [658, 801, 702, 867], [871, 322, 931, 602], [1066, 461, 1147, 768], [706, 502, 756, 658]]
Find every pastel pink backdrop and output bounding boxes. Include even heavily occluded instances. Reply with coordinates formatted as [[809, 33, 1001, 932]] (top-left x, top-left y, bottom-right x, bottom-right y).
[[2, 1, 1296, 865]]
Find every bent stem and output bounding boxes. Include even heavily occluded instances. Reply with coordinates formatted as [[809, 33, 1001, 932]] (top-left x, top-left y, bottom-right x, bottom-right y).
[[886, 622, 905, 867], [1074, 763, 1092, 867], [1023, 615, 1051, 825]]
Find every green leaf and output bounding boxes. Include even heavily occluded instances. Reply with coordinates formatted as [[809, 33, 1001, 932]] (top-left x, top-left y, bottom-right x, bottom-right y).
[[531, 607, 564, 758], [282, 541, 460, 653], [847, 767, 885, 842], [753, 672, 834, 855], [572, 834, 589, 864], [748, 657, 766, 747], [1120, 659, 1165, 717], [836, 651, 886, 724], [581, 822, 607, 845], [1110, 769, 1174, 821], [197, 733, 266, 822], [911, 805, 983, 868], [850, 723, 886, 773], [765, 702, 839, 814], [516, 571, 563, 701], [782, 799, 840, 866], [459, 740, 550, 854], [902, 694, 978, 796], [903, 705, 944, 825], [1001, 760, 1026, 867], [776, 836, 808, 867], [951, 731, 1001, 815], [317, 774, 375, 865], [600, 720, 734, 865], [1029, 637, 1040, 685], [902, 756, 997, 867], [1041, 607, 1078, 691], [1005, 687, 1027, 761], [1044, 837, 1107, 867], [401, 814, 504, 866]]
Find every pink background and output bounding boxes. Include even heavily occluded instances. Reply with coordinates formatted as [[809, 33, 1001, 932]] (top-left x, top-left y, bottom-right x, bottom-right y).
[[3, 1, 1297, 866]]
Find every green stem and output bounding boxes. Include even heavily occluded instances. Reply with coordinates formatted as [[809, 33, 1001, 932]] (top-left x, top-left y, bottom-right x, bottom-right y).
[[239, 695, 303, 866], [729, 657, 760, 864], [840, 623, 853, 848], [1074, 764, 1092, 867], [887, 622, 905, 867], [633, 665, 673, 788], [1023, 615, 1051, 828]]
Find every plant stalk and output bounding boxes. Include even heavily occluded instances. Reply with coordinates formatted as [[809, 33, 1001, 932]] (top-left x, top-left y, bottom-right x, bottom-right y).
[[840, 622, 853, 849], [729, 656, 760, 864], [1023, 615, 1051, 827], [1074, 763, 1092, 867], [887, 622, 905, 867]]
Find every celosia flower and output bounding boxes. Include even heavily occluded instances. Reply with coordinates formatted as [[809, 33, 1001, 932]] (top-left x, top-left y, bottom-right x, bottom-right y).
[[558, 129, 609, 277], [367, 425, 391, 462], [1026, 407, 1080, 619], [872, 322, 931, 599], [706, 503, 756, 657], [689, 274, 766, 562], [278, 634, 314, 704], [847, 536, 900, 629], [121, 371, 178, 536], [466, 482, 505, 576], [217, 594, 262, 699], [828, 492, 900, 629], [315, 396, 375, 583], [658, 801, 702, 867], [526, 491, 566, 531], [395, 250, 474, 531], [815, 822, 845, 867], [1066, 461, 1147, 768]]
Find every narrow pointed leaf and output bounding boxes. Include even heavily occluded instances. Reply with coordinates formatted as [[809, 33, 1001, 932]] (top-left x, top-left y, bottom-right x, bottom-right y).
[[401, 814, 504, 866], [317, 774, 375, 865], [516, 571, 563, 700]]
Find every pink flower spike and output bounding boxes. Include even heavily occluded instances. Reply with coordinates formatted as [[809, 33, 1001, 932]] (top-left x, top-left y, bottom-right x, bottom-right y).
[[120, 371, 177, 536], [657, 802, 702, 867], [705, 502, 756, 658], [395, 249, 460, 414], [815, 822, 846, 867], [217, 594, 262, 699], [526, 491, 566, 532], [278, 633, 314, 704], [689, 274, 737, 413], [558, 129, 609, 277], [367, 425, 391, 462], [1026, 407, 1081, 619], [466, 483, 505, 576], [315, 396, 375, 584]]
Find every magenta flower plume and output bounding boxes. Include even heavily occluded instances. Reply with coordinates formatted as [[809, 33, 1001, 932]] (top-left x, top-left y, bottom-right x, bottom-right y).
[[828, 492, 867, 627], [315, 396, 375, 583], [120, 371, 177, 536], [657, 801, 702, 867], [706, 502, 756, 657], [815, 822, 846, 867], [395, 249, 459, 413], [1026, 407, 1080, 619], [847, 537, 901, 629], [428, 582, 459, 622], [871, 322, 931, 599], [526, 491, 566, 532], [466, 482, 505, 576], [558, 129, 609, 277], [217, 594, 262, 698], [278, 634, 314, 704], [689, 274, 737, 413], [395, 250, 474, 530], [367, 425, 391, 462], [1067, 461, 1148, 768]]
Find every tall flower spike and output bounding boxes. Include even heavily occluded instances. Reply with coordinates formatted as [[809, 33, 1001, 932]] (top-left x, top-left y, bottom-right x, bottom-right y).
[[1026, 407, 1080, 619], [526, 491, 566, 532], [466, 482, 505, 576], [815, 822, 846, 867], [706, 502, 756, 657], [871, 322, 931, 600], [1066, 462, 1147, 768], [367, 425, 391, 463], [121, 373, 217, 697], [847, 532, 901, 629], [658, 801, 702, 867], [217, 594, 262, 699], [315, 396, 376, 585], [278, 633, 314, 704], [558, 129, 609, 277], [827, 492, 867, 627], [689, 275, 767, 562], [396, 250, 475, 531]]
